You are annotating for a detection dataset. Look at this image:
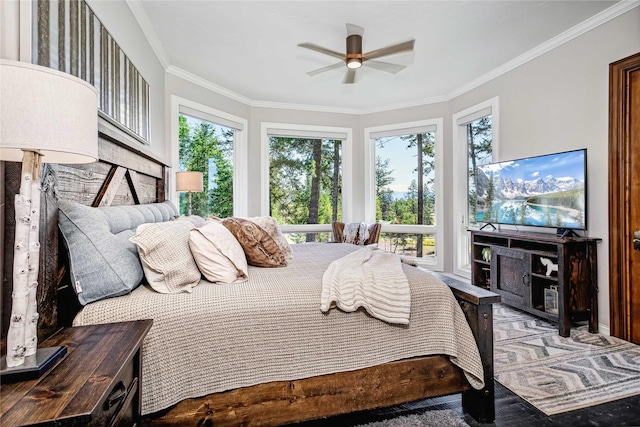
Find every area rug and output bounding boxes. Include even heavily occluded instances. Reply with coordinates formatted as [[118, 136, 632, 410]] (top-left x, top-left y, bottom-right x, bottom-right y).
[[493, 304, 640, 415], [355, 409, 469, 427]]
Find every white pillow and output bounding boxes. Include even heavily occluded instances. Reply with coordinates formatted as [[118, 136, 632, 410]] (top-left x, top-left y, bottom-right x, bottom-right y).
[[244, 216, 293, 259], [130, 221, 201, 294], [189, 221, 249, 284]]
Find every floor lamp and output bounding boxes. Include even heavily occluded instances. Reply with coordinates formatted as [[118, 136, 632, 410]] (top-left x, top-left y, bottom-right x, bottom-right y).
[[0, 60, 98, 381], [176, 171, 203, 216]]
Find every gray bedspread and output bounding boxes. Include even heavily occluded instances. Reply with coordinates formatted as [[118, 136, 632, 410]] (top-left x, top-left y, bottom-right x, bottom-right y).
[[73, 243, 484, 415]]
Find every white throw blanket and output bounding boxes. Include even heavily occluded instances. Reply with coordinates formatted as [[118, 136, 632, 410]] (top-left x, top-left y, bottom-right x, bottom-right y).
[[321, 247, 411, 324]]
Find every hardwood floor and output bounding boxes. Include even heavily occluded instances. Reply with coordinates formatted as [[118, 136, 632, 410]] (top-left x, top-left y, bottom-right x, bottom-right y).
[[293, 381, 640, 426]]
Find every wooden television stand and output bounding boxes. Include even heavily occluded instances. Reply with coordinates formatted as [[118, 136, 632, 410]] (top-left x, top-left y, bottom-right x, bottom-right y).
[[469, 229, 601, 337]]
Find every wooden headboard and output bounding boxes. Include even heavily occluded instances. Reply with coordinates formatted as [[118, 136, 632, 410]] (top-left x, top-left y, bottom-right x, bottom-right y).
[[1, 121, 171, 350]]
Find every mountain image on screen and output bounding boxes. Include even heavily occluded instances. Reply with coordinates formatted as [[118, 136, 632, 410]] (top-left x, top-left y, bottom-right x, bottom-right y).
[[475, 149, 586, 229]]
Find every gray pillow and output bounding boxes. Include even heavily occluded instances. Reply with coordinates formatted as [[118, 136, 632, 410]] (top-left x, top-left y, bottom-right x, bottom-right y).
[[58, 201, 178, 305]]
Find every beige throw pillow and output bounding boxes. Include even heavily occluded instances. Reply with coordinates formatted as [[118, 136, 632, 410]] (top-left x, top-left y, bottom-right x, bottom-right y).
[[189, 221, 249, 283], [244, 216, 293, 260], [222, 217, 287, 267], [130, 221, 201, 293]]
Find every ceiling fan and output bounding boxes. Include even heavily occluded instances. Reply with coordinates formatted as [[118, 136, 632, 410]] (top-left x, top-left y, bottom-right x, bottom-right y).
[[299, 24, 415, 84]]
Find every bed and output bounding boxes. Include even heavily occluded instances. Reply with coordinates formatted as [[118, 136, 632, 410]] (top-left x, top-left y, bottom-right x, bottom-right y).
[[1, 125, 499, 426]]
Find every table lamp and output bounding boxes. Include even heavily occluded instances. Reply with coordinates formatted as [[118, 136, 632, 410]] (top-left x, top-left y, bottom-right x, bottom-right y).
[[176, 171, 203, 215], [0, 59, 98, 381]]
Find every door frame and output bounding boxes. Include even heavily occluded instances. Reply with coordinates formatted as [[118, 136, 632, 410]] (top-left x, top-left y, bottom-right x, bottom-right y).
[[609, 52, 640, 340]]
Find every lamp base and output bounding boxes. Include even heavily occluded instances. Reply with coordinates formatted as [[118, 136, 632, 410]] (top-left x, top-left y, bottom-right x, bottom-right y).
[[0, 346, 67, 383]]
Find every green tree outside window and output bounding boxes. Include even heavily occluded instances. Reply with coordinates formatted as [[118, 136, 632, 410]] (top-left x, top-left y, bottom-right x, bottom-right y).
[[178, 115, 234, 218]]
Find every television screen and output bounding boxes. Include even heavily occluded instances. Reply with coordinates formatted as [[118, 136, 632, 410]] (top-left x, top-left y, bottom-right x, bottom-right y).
[[475, 149, 587, 230]]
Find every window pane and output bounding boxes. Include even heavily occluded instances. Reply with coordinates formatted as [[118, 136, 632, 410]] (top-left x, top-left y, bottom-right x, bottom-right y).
[[178, 114, 234, 217], [269, 137, 342, 242], [375, 132, 435, 258], [467, 117, 493, 227], [379, 233, 436, 261], [464, 116, 492, 266]]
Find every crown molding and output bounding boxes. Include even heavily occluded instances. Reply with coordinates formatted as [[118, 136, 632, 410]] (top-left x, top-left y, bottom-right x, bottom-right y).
[[167, 65, 361, 114], [126, 0, 171, 69], [167, 64, 451, 115], [447, 0, 640, 100], [358, 94, 451, 115], [251, 99, 360, 115], [166, 65, 255, 105], [141, 1, 639, 115]]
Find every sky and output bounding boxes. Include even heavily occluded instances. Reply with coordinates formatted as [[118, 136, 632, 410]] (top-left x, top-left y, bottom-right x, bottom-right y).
[[376, 135, 435, 194], [480, 149, 585, 182]]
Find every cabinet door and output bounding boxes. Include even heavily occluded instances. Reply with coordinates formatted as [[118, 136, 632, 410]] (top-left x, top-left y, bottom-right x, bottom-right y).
[[491, 247, 530, 306]]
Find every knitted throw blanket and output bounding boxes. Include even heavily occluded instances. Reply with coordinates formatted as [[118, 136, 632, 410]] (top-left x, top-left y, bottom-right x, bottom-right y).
[[321, 247, 411, 324]]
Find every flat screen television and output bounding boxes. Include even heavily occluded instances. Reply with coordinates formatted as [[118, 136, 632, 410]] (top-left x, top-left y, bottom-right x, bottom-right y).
[[475, 149, 587, 231]]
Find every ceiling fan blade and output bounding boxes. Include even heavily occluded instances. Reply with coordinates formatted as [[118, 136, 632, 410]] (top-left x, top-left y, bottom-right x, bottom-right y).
[[307, 61, 345, 76], [363, 60, 406, 74], [343, 68, 356, 84], [364, 39, 415, 61], [298, 42, 345, 60], [346, 23, 364, 37]]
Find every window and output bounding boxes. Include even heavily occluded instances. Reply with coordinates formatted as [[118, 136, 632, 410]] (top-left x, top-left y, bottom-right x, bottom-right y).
[[170, 96, 248, 217], [452, 97, 499, 278], [466, 116, 493, 228], [269, 137, 341, 242], [178, 114, 234, 217], [261, 123, 353, 242], [364, 119, 444, 270]]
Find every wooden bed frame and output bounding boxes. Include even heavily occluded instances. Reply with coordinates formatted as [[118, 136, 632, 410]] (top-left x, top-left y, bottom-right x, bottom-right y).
[[1, 122, 500, 426], [146, 277, 499, 427]]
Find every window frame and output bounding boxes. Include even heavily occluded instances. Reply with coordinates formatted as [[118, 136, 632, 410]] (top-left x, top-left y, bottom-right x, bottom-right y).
[[363, 118, 444, 271], [170, 95, 248, 216], [452, 97, 500, 279], [260, 122, 353, 234]]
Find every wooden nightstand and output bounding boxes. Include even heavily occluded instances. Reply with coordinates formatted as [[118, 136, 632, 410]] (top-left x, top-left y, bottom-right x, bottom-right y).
[[1, 319, 152, 427]]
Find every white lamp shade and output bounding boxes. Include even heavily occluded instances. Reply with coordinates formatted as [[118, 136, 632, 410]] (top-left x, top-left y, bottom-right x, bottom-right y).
[[176, 171, 204, 192], [0, 59, 99, 164]]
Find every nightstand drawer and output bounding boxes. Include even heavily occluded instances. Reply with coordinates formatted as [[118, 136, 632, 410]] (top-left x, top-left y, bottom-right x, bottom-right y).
[[99, 355, 138, 427], [0, 320, 152, 427]]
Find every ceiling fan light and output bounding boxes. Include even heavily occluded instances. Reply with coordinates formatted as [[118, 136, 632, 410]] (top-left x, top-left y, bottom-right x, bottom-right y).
[[346, 58, 362, 69]]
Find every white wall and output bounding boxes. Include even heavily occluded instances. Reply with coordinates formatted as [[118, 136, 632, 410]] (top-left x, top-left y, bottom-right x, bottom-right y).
[[449, 7, 640, 332], [0, 0, 167, 158], [85, 0, 166, 158], [163, 6, 639, 333]]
